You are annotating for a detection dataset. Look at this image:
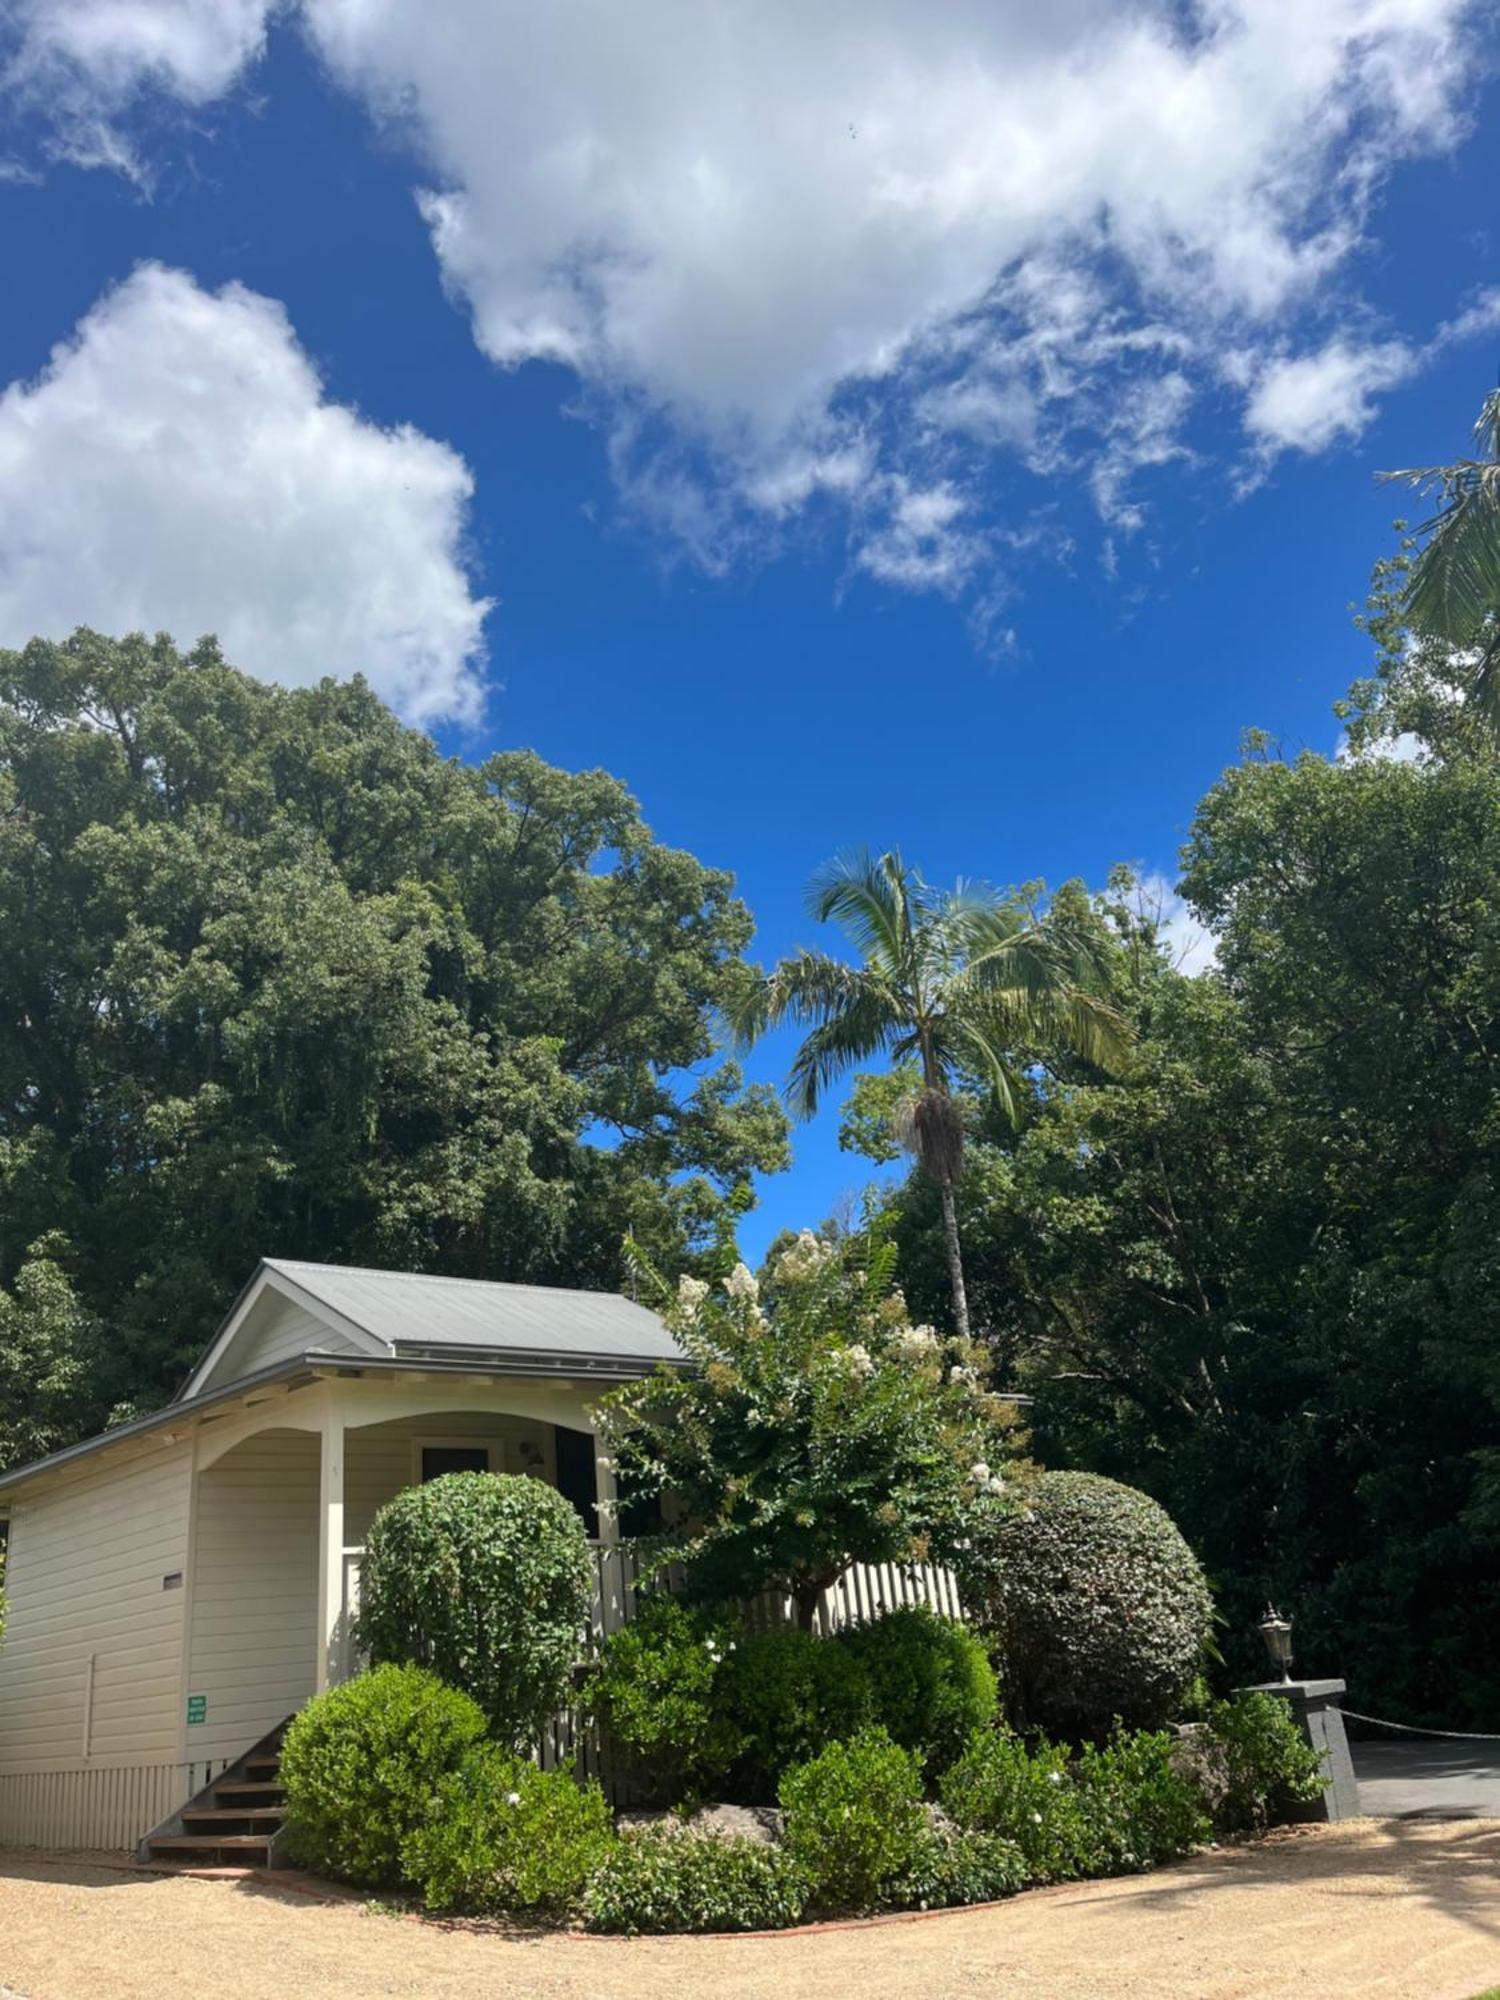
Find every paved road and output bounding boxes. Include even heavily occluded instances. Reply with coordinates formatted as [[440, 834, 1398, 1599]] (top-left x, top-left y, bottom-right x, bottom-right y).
[[1354, 1735, 1500, 1819]]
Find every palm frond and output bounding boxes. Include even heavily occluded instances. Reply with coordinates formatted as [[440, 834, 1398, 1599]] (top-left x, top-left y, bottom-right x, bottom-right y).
[[948, 1015, 1025, 1129], [1471, 623, 1500, 727], [963, 982, 1131, 1074], [725, 952, 892, 1047], [1383, 393, 1500, 653], [806, 849, 914, 976], [784, 996, 904, 1119]]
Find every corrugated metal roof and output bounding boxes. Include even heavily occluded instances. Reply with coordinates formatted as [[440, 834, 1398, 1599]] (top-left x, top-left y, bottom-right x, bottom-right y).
[[264, 1259, 683, 1366]]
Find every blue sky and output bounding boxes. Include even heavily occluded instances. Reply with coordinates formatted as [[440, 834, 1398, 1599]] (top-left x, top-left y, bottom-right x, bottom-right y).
[[1, 2, 1498, 1256]]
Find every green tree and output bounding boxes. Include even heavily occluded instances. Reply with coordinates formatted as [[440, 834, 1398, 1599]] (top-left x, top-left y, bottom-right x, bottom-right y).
[[0, 629, 788, 1446], [874, 750, 1500, 1723], [597, 1225, 1023, 1626], [0, 1230, 97, 1474], [1382, 388, 1500, 722], [730, 850, 1126, 1338]]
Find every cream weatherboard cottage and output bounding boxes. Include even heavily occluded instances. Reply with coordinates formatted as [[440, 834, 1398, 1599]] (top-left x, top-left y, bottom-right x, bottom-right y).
[[0, 1258, 960, 1854], [0, 1258, 675, 1849]]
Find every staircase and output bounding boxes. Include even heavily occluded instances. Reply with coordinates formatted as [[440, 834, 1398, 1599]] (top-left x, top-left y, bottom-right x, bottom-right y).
[[140, 1731, 289, 1869]]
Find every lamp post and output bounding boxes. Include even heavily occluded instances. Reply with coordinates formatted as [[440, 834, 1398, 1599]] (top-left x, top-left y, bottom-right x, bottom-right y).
[[1257, 1604, 1294, 1683], [1236, 1603, 1359, 1821]]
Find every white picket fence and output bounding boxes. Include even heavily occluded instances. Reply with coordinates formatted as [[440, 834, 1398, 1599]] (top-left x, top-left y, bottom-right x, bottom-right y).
[[343, 1539, 966, 1800]]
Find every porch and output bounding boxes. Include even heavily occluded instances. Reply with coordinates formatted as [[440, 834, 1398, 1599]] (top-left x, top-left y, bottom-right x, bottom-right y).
[[185, 1367, 963, 1773], [182, 1370, 622, 1770]]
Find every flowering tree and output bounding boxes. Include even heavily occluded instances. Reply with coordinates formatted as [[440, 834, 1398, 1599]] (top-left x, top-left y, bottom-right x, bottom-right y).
[[596, 1226, 1022, 1626]]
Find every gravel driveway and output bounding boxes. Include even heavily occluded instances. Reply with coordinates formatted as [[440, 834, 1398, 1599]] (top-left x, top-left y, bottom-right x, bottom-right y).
[[2, 1820, 1498, 2000]]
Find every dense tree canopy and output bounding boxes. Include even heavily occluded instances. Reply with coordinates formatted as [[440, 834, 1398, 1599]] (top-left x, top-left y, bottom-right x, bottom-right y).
[[0, 629, 787, 1457], [858, 608, 1500, 1724]]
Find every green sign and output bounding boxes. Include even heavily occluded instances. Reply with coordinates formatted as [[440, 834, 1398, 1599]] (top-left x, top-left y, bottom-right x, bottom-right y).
[[186, 1694, 207, 1727]]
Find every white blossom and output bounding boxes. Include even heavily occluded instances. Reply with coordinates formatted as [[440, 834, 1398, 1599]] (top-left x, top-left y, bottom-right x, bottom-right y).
[[773, 1227, 831, 1284], [842, 1343, 875, 1379], [969, 1461, 991, 1485], [725, 1261, 759, 1303], [892, 1324, 939, 1363], [949, 1364, 977, 1386], [505, 1791, 522, 1806], [986, 1474, 1006, 1497], [677, 1273, 710, 1316]]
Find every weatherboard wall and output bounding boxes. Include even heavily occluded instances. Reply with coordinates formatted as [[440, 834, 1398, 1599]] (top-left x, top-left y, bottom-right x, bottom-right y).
[[0, 1436, 195, 1846]]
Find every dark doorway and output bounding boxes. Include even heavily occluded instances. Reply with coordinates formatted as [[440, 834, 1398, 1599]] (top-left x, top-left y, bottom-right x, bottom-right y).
[[553, 1425, 600, 1537], [419, 1445, 490, 1482]]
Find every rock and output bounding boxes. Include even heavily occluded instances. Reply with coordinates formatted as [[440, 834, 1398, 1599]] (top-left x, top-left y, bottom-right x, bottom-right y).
[[617, 1803, 785, 1845]]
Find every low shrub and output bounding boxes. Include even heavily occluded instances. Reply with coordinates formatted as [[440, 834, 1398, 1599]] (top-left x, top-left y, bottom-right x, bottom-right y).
[[587, 1594, 742, 1805], [1197, 1693, 1327, 1833], [357, 1472, 593, 1748], [778, 1727, 926, 1912], [718, 1626, 873, 1801], [836, 1606, 998, 1774], [938, 1726, 1088, 1881], [401, 1743, 615, 1915], [1072, 1727, 1208, 1873], [585, 1827, 807, 1935], [893, 1826, 1028, 1911], [280, 1663, 487, 1888], [969, 1471, 1213, 1740]]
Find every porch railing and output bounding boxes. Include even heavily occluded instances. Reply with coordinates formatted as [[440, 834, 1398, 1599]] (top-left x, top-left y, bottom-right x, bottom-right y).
[[340, 1539, 961, 1665], [338, 1540, 964, 1796]]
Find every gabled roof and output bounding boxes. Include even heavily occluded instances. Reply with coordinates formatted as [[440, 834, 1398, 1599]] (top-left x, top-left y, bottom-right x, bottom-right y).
[[182, 1257, 681, 1399], [266, 1258, 679, 1365], [0, 1260, 681, 1501]]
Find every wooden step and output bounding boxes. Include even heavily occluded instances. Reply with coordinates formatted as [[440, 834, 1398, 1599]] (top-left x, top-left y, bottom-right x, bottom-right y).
[[183, 1808, 284, 1828], [147, 1834, 275, 1858], [214, 1782, 285, 1805], [244, 1758, 281, 1780]]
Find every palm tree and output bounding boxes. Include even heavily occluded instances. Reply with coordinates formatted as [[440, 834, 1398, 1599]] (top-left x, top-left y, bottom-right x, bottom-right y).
[[731, 850, 1129, 1339], [1383, 389, 1500, 722]]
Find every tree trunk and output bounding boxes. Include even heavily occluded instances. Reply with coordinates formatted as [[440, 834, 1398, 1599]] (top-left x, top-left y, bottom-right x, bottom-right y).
[[938, 1175, 971, 1340], [792, 1579, 823, 1632]]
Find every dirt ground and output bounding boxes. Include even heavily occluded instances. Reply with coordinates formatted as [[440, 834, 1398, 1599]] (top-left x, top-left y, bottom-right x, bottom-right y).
[[2, 1820, 1498, 2000]]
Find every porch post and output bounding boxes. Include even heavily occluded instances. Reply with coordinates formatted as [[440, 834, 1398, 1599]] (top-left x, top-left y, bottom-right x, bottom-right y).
[[592, 1428, 619, 1546], [316, 1388, 346, 1693]]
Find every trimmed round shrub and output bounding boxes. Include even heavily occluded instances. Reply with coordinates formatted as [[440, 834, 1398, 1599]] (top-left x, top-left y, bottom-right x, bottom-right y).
[[280, 1662, 487, 1887], [401, 1742, 615, 1915], [975, 1471, 1212, 1737], [585, 1827, 807, 1935], [716, 1626, 873, 1802], [357, 1471, 593, 1747], [778, 1727, 925, 1912], [588, 1594, 743, 1804], [894, 1826, 1028, 1910], [836, 1606, 998, 1773]]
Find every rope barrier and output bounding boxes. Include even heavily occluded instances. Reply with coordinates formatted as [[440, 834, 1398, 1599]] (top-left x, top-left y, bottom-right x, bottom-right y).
[[1331, 1705, 1500, 1743]]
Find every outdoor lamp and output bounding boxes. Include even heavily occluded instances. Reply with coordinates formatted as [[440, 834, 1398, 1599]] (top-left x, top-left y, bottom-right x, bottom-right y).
[[1257, 1603, 1294, 1681]]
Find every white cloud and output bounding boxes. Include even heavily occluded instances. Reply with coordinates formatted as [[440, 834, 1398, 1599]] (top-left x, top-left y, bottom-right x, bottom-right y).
[[1241, 285, 1500, 463], [1132, 871, 1219, 977], [854, 481, 983, 593], [1243, 338, 1418, 455], [293, 0, 1480, 539], [0, 264, 491, 724], [4, 0, 272, 173], [6, 0, 1493, 597]]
